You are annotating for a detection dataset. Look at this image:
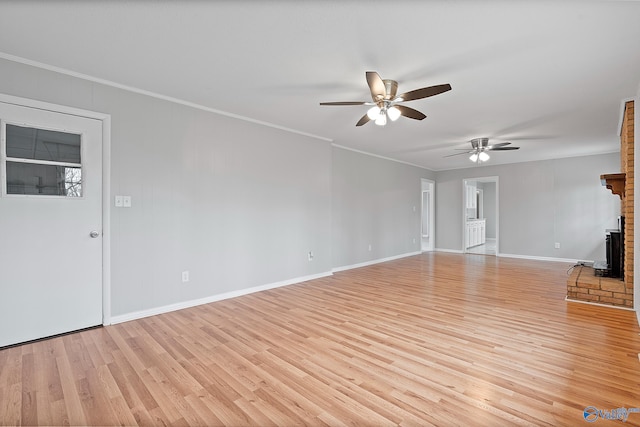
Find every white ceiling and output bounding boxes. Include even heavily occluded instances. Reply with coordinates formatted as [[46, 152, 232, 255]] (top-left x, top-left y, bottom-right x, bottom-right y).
[[1, 1, 639, 171]]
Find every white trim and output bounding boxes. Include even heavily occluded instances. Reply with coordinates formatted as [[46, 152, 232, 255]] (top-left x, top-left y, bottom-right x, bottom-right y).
[[331, 143, 435, 171], [0, 93, 107, 120], [0, 93, 113, 327], [6, 157, 81, 168], [112, 250, 426, 325], [421, 178, 436, 252], [109, 271, 333, 325], [332, 251, 422, 273], [498, 252, 584, 264], [565, 297, 635, 311], [462, 180, 469, 251], [476, 188, 484, 221], [495, 179, 500, 255], [0, 51, 332, 144], [435, 248, 464, 254], [102, 117, 112, 326], [635, 94, 640, 326]]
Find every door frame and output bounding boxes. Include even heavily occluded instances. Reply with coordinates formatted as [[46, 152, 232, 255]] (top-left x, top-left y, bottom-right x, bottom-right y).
[[0, 93, 112, 325], [421, 179, 435, 252], [476, 188, 483, 220], [462, 176, 499, 255]]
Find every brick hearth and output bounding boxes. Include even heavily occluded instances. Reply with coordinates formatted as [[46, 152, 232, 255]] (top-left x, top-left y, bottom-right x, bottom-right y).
[[567, 265, 633, 308]]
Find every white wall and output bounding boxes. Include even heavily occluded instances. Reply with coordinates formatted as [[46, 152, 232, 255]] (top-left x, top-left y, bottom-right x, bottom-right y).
[[106, 98, 334, 317], [0, 57, 438, 321], [436, 153, 621, 261], [0, 58, 334, 319], [331, 147, 435, 268]]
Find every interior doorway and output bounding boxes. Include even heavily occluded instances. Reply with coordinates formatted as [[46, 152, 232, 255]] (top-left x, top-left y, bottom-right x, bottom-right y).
[[421, 179, 435, 251], [462, 176, 498, 256]]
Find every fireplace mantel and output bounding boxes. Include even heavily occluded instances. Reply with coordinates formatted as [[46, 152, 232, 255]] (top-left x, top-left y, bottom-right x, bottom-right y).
[[600, 173, 626, 199]]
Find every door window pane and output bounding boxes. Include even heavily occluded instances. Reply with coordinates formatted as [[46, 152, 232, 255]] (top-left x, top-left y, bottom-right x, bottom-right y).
[[6, 162, 82, 197], [6, 124, 81, 163], [4, 123, 82, 197]]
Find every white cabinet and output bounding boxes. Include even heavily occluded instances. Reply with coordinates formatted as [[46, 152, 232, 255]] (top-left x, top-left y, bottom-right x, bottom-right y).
[[465, 184, 476, 209], [466, 219, 486, 248]]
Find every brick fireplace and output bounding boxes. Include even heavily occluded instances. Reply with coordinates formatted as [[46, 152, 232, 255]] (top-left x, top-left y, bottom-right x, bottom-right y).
[[566, 100, 634, 308]]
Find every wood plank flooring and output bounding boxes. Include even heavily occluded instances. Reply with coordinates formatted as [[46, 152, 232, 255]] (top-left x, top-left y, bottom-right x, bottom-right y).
[[2, 252, 640, 426]]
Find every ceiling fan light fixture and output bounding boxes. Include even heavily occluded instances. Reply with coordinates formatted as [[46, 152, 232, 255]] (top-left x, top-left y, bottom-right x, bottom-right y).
[[448, 138, 519, 161], [375, 112, 387, 126], [387, 106, 401, 121], [367, 106, 381, 120]]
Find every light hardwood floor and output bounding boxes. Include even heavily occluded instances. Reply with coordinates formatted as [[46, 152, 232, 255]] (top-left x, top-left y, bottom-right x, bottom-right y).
[[2, 253, 640, 426]]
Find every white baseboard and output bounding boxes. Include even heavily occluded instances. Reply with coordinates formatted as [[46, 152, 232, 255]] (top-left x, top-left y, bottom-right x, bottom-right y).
[[430, 248, 589, 265], [332, 251, 422, 273], [565, 297, 635, 311], [434, 248, 464, 254], [498, 253, 585, 264], [106, 251, 599, 326], [108, 270, 333, 325]]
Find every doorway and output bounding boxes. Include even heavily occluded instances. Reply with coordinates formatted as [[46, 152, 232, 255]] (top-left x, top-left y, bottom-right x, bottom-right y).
[[0, 99, 105, 347], [462, 176, 498, 255], [421, 179, 435, 251]]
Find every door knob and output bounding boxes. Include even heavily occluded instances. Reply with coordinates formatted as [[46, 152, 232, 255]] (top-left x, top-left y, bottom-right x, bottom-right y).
[[89, 231, 100, 238]]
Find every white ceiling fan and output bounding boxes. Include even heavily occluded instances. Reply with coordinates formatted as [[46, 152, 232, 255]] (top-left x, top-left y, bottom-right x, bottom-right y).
[[445, 138, 520, 163]]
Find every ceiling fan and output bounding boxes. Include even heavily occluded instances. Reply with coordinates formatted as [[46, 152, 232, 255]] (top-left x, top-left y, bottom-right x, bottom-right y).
[[320, 71, 452, 126], [445, 138, 520, 163]]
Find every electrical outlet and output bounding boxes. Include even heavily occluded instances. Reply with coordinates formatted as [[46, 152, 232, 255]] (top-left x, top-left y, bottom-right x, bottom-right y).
[[554, 242, 560, 249], [123, 196, 132, 208], [181, 271, 189, 282], [115, 195, 123, 207]]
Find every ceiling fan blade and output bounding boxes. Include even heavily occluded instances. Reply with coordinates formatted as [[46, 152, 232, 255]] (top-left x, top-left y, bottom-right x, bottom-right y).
[[355, 114, 371, 127], [490, 146, 520, 151], [398, 83, 452, 102], [444, 151, 473, 158], [396, 105, 426, 120], [488, 142, 511, 148], [319, 101, 367, 106], [366, 71, 386, 102]]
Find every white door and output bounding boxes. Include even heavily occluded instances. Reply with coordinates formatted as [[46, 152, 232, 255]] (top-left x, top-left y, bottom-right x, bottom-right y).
[[0, 102, 102, 348]]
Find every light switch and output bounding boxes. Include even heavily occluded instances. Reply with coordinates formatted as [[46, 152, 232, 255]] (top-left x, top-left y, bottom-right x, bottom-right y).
[[115, 195, 123, 207], [123, 196, 132, 208]]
